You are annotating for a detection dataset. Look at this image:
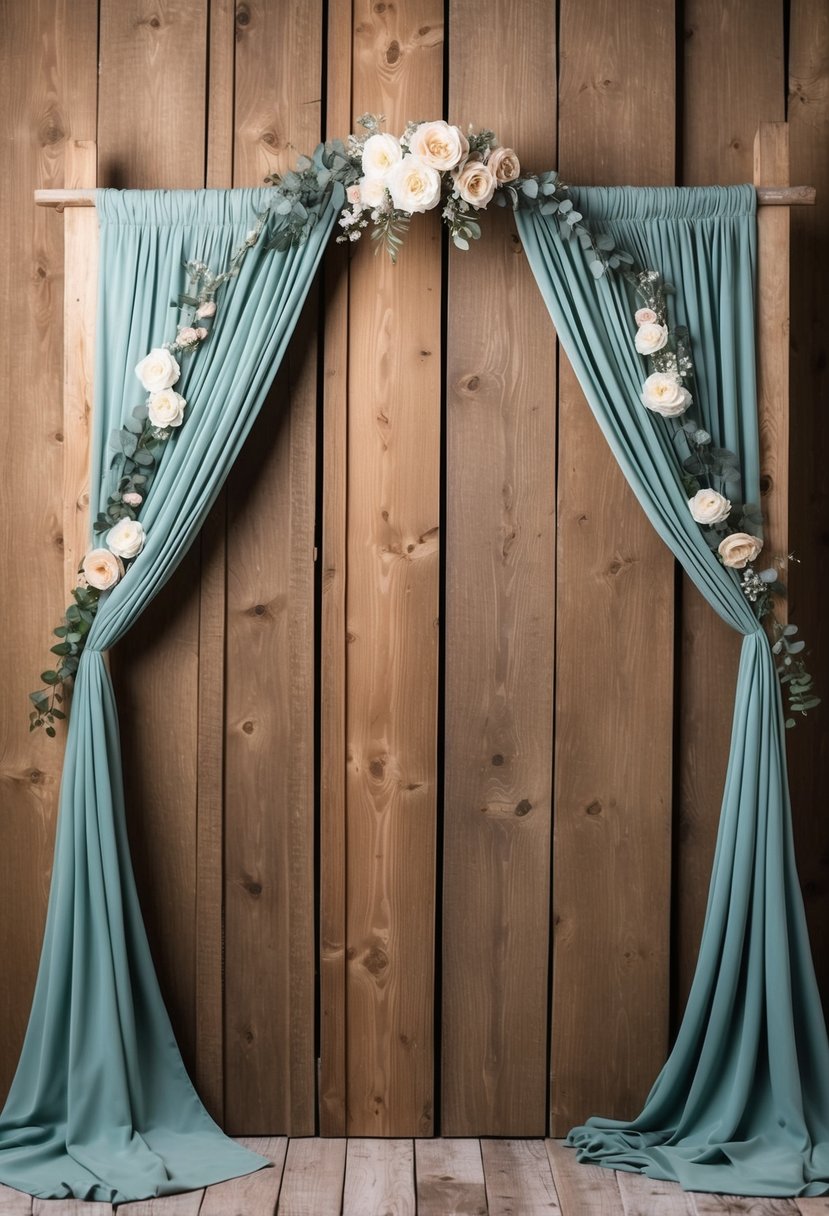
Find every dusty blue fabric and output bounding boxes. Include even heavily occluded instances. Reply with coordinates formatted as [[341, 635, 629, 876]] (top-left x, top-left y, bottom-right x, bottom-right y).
[[0, 186, 340, 1202], [517, 186, 829, 1196]]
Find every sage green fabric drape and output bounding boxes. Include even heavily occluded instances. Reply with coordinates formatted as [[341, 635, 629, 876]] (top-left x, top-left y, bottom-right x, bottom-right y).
[[517, 185, 829, 1197], [0, 187, 340, 1203]]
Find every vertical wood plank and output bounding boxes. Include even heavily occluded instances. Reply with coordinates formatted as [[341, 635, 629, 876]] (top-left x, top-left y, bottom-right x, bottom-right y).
[[480, 1140, 561, 1216], [442, 0, 557, 1137], [345, 0, 443, 1136], [224, 0, 322, 1134], [342, 1140, 416, 1216], [552, 0, 676, 1134], [276, 1138, 347, 1216], [0, 0, 98, 1103], [319, 0, 353, 1138], [415, 1140, 487, 1216], [786, 0, 829, 1005], [97, 0, 209, 1080], [676, 0, 785, 1021]]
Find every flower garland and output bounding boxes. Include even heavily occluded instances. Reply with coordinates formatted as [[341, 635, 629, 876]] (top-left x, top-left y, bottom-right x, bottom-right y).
[[30, 121, 818, 732]]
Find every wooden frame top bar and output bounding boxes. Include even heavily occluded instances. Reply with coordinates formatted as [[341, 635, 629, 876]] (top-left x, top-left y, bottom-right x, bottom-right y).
[[34, 185, 817, 209]]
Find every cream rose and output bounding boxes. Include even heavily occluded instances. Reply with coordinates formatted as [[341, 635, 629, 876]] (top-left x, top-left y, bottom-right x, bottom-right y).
[[634, 322, 669, 356], [635, 307, 658, 327], [107, 518, 146, 560], [409, 121, 468, 171], [82, 548, 124, 591], [688, 489, 732, 525], [488, 146, 520, 183], [346, 183, 362, 205], [718, 532, 763, 569], [177, 326, 201, 348], [148, 388, 187, 429], [122, 491, 143, 507], [386, 156, 442, 213], [640, 372, 692, 417], [454, 159, 496, 208], [196, 300, 216, 319], [135, 347, 180, 393], [359, 175, 388, 209], [361, 133, 403, 180]]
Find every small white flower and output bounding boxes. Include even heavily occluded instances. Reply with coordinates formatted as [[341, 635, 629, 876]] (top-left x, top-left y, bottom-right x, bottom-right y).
[[635, 322, 669, 356], [688, 489, 732, 525], [148, 388, 187, 429], [640, 373, 692, 417], [386, 156, 442, 213], [718, 532, 763, 569], [362, 133, 403, 180], [107, 518, 146, 560], [82, 548, 124, 591], [135, 348, 180, 393], [359, 175, 388, 209]]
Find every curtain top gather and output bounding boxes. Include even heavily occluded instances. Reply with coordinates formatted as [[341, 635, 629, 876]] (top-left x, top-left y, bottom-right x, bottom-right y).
[[95, 187, 280, 227], [568, 182, 756, 222]]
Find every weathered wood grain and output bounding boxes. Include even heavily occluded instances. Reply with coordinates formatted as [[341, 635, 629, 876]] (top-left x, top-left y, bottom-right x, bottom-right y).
[[415, 1139, 487, 1216], [342, 1140, 416, 1216], [115, 1189, 204, 1215], [0, 0, 98, 1104], [32, 1200, 110, 1216], [796, 1197, 829, 1215], [441, 0, 557, 1138], [675, 0, 786, 1023], [345, 0, 443, 1136], [276, 1138, 347, 1216], [319, 0, 353, 1139], [223, 0, 322, 1135], [616, 1170, 695, 1215], [0, 1183, 32, 1215], [786, 0, 829, 1008], [198, 1137, 286, 1216], [545, 1140, 622, 1215], [97, 0, 209, 1080], [690, 1192, 799, 1214], [481, 1139, 561, 1215], [552, 0, 676, 1134]]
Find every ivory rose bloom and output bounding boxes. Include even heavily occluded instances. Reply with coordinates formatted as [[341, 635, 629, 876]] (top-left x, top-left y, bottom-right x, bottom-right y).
[[409, 121, 468, 171], [359, 175, 388, 208], [718, 531, 763, 569], [196, 300, 216, 319], [454, 160, 497, 208], [122, 492, 143, 507], [640, 373, 692, 417], [635, 307, 658, 327], [488, 146, 520, 183], [688, 489, 732, 525], [386, 156, 442, 213], [135, 348, 180, 393], [148, 388, 186, 429], [82, 548, 124, 591], [362, 133, 403, 180], [177, 326, 201, 348], [634, 322, 669, 356], [107, 518, 146, 560]]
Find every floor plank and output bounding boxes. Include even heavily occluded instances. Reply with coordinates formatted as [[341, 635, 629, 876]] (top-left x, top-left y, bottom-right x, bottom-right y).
[[545, 1140, 622, 1215], [0, 1184, 31, 1215], [415, 1139, 487, 1216], [617, 1170, 696, 1215], [796, 1200, 829, 1215], [276, 1138, 346, 1216], [116, 1190, 204, 1214], [198, 1137, 287, 1216], [342, 1140, 415, 1216], [691, 1197, 800, 1215], [33, 1201, 109, 1216], [481, 1140, 561, 1215]]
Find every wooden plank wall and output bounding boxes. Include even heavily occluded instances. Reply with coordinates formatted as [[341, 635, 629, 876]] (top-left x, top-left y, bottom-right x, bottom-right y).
[[1, 0, 826, 1140]]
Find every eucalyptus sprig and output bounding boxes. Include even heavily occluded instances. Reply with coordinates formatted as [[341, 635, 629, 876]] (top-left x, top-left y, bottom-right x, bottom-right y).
[[29, 585, 101, 736]]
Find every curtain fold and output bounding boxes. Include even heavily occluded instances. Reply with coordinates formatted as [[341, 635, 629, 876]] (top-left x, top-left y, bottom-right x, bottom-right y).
[[516, 186, 829, 1197], [0, 186, 340, 1203]]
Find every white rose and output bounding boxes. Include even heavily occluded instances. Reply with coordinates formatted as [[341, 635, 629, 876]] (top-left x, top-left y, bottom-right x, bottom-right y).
[[107, 518, 146, 560], [453, 159, 497, 208], [640, 372, 692, 417], [688, 489, 732, 525], [634, 322, 669, 356], [488, 146, 521, 183], [82, 548, 124, 591], [408, 121, 468, 171], [718, 532, 763, 569], [635, 307, 658, 327], [359, 176, 388, 209], [148, 388, 187, 428], [361, 133, 403, 180], [135, 347, 180, 393], [386, 156, 442, 213]]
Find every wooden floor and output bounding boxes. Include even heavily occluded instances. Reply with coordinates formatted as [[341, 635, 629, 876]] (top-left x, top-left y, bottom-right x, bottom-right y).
[[1, 1139, 828, 1215]]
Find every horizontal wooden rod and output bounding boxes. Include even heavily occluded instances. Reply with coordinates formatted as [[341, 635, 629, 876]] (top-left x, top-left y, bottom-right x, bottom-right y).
[[34, 185, 817, 209]]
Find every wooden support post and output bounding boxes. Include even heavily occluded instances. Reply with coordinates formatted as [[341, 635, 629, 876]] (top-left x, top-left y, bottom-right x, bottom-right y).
[[62, 142, 97, 604], [754, 123, 791, 621]]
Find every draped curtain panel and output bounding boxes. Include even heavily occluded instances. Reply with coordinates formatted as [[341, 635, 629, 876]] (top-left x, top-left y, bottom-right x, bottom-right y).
[[517, 186, 829, 1197], [0, 187, 339, 1203]]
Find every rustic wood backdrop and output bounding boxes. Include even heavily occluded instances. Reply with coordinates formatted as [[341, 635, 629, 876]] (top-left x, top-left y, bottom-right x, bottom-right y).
[[1, 0, 826, 1139]]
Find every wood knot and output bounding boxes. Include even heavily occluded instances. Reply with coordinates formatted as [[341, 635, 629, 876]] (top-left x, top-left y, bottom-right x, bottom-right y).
[[242, 720, 254, 735], [236, 4, 251, 26], [261, 130, 278, 147], [760, 474, 773, 494], [586, 800, 602, 816], [244, 879, 262, 897], [515, 799, 532, 817], [369, 758, 385, 779], [54, 431, 64, 443], [386, 39, 400, 64], [30, 769, 43, 784], [491, 753, 504, 766], [364, 945, 389, 975]]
